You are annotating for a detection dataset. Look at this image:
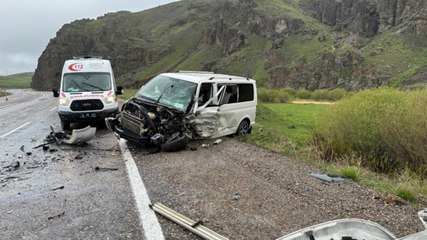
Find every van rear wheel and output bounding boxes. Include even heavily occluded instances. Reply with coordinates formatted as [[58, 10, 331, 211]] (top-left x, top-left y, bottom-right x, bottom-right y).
[[236, 120, 249, 136]]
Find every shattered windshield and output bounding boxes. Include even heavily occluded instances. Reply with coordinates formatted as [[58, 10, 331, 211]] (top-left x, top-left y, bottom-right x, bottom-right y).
[[63, 73, 111, 92], [137, 75, 197, 112]]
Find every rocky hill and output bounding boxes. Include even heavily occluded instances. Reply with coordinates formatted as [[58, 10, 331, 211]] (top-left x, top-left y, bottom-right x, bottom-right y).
[[32, 0, 427, 90]]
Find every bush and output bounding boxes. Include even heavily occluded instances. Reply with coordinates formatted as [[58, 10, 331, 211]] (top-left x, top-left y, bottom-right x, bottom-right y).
[[296, 89, 312, 99], [259, 88, 348, 102], [314, 88, 427, 176], [257, 88, 294, 103], [396, 188, 416, 201], [311, 88, 347, 101]]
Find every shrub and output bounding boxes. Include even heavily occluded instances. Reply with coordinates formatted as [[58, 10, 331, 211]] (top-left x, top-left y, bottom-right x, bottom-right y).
[[314, 88, 427, 176], [340, 166, 361, 182], [257, 88, 294, 103], [396, 188, 416, 201], [311, 88, 347, 101], [296, 89, 312, 99]]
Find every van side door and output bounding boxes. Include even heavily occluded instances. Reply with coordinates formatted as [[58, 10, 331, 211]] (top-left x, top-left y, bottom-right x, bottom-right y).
[[216, 83, 256, 136], [193, 82, 224, 138]]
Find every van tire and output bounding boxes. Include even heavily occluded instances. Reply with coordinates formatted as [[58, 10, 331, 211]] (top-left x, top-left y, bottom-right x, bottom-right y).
[[161, 133, 188, 152], [61, 120, 71, 131], [236, 120, 249, 136]]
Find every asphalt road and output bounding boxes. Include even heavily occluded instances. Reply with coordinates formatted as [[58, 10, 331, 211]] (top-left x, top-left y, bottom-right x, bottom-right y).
[[0, 90, 142, 240]]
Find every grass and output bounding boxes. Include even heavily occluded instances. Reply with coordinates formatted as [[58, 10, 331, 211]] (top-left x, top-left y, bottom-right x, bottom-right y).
[[243, 97, 427, 202], [243, 103, 328, 158], [119, 88, 139, 100], [0, 72, 33, 88]]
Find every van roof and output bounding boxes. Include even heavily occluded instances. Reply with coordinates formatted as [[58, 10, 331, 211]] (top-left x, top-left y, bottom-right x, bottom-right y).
[[160, 71, 256, 84]]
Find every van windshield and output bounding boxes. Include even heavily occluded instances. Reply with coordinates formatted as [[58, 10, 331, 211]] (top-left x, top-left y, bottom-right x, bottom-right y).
[[137, 75, 197, 112], [63, 73, 111, 92]]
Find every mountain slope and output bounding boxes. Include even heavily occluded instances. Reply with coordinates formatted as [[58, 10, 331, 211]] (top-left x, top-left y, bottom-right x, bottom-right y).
[[32, 0, 427, 90]]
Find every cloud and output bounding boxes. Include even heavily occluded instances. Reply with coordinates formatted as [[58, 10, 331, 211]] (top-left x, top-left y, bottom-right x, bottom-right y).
[[0, 0, 178, 75]]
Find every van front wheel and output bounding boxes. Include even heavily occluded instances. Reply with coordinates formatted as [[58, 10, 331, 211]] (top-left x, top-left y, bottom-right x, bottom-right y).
[[61, 120, 71, 131], [236, 120, 249, 136]]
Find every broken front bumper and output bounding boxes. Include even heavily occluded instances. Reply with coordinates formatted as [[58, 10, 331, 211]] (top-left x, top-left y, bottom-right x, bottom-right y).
[[105, 117, 150, 146]]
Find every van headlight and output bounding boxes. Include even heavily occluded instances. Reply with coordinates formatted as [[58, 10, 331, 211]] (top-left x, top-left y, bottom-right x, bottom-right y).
[[104, 96, 116, 104], [59, 97, 70, 106]]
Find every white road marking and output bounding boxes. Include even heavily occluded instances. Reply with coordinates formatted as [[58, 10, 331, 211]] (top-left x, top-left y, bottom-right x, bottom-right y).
[[49, 107, 57, 112], [119, 139, 165, 240], [0, 122, 31, 138]]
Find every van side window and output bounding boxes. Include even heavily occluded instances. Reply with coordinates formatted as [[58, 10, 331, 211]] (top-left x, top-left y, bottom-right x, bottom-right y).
[[198, 83, 213, 105], [237, 84, 254, 102]]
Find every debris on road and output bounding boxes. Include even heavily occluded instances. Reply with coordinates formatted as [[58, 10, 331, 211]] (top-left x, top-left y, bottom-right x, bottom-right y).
[[201, 144, 210, 148], [0, 176, 21, 183], [150, 202, 229, 240], [33, 125, 96, 149], [20, 145, 25, 152], [309, 173, 347, 183], [51, 186, 65, 191], [47, 211, 65, 220], [74, 154, 83, 160], [26, 152, 32, 156], [3, 161, 20, 172], [94, 166, 119, 172], [213, 139, 222, 145]]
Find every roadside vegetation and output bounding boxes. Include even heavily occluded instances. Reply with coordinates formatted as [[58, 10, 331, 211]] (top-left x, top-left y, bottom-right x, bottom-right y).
[[0, 72, 33, 88], [245, 88, 427, 202], [257, 87, 348, 103]]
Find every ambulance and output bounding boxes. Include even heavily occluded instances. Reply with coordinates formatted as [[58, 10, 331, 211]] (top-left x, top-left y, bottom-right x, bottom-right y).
[[53, 56, 122, 130]]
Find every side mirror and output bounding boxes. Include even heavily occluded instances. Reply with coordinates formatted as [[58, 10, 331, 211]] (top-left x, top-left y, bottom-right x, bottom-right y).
[[52, 88, 59, 97], [116, 86, 123, 95]]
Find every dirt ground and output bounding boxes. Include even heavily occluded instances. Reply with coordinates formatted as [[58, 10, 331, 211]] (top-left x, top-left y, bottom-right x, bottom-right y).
[[130, 137, 425, 240]]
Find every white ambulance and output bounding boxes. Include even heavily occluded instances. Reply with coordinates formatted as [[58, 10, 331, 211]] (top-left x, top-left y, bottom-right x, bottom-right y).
[[53, 56, 122, 130]]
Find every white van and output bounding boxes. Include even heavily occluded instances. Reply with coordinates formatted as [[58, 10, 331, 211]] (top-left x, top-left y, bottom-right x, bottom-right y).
[[106, 71, 257, 151], [53, 56, 122, 130]]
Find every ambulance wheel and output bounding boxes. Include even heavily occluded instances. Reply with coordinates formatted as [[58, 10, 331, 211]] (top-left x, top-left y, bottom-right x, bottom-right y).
[[61, 120, 71, 131]]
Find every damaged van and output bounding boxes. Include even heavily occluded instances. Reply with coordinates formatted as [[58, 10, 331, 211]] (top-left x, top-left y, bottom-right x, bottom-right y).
[[105, 71, 257, 151]]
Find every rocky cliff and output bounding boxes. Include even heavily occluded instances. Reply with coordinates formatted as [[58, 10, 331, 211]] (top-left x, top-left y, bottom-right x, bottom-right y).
[[32, 0, 427, 90]]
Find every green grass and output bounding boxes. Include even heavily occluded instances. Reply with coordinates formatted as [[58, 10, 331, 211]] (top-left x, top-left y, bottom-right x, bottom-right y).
[[244, 103, 328, 157], [119, 88, 139, 100], [242, 99, 427, 202], [0, 72, 33, 88]]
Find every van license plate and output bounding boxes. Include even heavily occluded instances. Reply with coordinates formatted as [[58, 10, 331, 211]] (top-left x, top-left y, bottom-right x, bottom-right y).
[[79, 113, 97, 119]]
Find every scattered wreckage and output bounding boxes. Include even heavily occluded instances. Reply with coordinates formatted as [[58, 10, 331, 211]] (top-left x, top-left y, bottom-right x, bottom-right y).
[[277, 209, 427, 240], [34, 125, 96, 148], [151, 203, 427, 240], [106, 72, 257, 151]]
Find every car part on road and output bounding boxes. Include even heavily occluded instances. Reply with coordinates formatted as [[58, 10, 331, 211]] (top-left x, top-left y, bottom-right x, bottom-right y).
[[150, 202, 229, 240], [51, 186, 65, 191], [61, 125, 96, 145], [94, 166, 119, 171], [34, 125, 97, 148], [47, 211, 65, 221], [309, 173, 347, 183], [277, 209, 427, 240]]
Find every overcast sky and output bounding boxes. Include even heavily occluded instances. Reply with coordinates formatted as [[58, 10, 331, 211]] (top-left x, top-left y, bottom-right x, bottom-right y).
[[0, 0, 178, 75]]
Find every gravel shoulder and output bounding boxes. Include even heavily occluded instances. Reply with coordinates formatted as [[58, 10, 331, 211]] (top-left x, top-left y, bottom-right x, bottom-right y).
[[132, 137, 424, 239]]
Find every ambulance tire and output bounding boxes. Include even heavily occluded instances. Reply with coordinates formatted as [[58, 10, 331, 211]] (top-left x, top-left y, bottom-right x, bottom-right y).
[[61, 120, 71, 131]]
